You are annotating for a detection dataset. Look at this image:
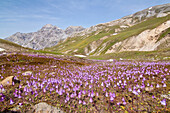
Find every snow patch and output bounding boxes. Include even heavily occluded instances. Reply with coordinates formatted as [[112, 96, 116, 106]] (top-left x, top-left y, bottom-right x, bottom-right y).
[[108, 59, 114, 62], [0, 48, 5, 52], [112, 33, 118, 35], [86, 49, 96, 55], [149, 7, 152, 10], [74, 55, 86, 58]]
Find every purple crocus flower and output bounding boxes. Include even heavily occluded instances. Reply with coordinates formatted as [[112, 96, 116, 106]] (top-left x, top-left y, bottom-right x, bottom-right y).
[[10, 98, 14, 104], [83, 101, 86, 105], [117, 102, 120, 105], [101, 82, 104, 87], [78, 94, 81, 98], [91, 91, 95, 97], [83, 90, 86, 94], [163, 84, 166, 87], [152, 95, 155, 99], [19, 103, 22, 106], [18, 95, 22, 98], [96, 92, 99, 97], [105, 92, 108, 97], [123, 101, 126, 105], [65, 100, 67, 103], [132, 90, 139, 95], [66, 96, 70, 101], [79, 100, 82, 104], [110, 96, 114, 101], [129, 88, 132, 92], [160, 99, 166, 106], [89, 98, 93, 103]]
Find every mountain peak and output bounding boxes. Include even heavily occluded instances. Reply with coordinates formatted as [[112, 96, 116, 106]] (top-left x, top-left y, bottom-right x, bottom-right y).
[[6, 25, 85, 50], [66, 26, 84, 29], [43, 24, 54, 28], [65, 26, 85, 35]]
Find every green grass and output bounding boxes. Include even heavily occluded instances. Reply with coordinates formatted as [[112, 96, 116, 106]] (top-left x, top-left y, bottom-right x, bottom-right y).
[[157, 27, 170, 42], [46, 25, 120, 54], [0, 38, 32, 51], [87, 48, 170, 60], [30, 50, 63, 55], [47, 15, 170, 56], [94, 15, 170, 55], [0, 38, 24, 48]]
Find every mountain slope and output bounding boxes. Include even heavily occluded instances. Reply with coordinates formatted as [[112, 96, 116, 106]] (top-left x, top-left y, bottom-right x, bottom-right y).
[[0, 38, 31, 52], [47, 3, 170, 56], [6, 24, 85, 50]]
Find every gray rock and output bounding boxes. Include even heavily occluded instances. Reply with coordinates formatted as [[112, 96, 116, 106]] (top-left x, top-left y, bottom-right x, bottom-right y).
[[22, 71, 32, 76], [0, 76, 20, 87], [145, 87, 154, 92], [6, 25, 85, 50], [30, 102, 64, 113], [70, 3, 170, 38], [0, 76, 14, 86]]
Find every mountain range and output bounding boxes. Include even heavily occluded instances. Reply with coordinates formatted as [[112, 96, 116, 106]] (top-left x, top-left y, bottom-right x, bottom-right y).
[[6, 25, 85, 50], [5, 3, 170, 57]]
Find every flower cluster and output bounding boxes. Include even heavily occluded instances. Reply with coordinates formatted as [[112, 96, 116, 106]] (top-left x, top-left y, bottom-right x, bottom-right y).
[[0, 53, 169, 112]]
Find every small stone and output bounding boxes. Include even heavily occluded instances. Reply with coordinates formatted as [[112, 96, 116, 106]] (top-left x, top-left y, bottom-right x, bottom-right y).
[[51, 66, 57, 68], [49, 72, 56, 75], [22, 71, 32, 76], [145, 87, 154, 92], [42, 69, 48, 72], [29, 102, 64, 113]]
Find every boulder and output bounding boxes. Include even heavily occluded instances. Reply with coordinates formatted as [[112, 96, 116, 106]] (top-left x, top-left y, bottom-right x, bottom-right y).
[[0, 76, 14, 86], [29, 102, 64, 113], [0, 76, 20, 87]]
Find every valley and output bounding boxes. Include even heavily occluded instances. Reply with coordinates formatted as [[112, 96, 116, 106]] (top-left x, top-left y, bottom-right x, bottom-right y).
[[0, 3, 170, 113]]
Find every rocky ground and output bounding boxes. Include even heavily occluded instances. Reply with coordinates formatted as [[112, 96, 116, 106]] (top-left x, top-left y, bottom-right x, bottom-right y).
[[0, 52, 169, 113]]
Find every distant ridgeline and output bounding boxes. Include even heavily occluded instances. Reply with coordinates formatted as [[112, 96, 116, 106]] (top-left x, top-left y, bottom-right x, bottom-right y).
[[5, 3, 170, 57]]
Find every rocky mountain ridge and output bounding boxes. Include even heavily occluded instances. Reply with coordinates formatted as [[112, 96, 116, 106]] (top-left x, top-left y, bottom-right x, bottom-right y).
[[106, 20, 170, 54], [48, 3, 170, 56], [69, 3, 170, 38], [5, 3, 170, 55], [6, 24, 85, 50]]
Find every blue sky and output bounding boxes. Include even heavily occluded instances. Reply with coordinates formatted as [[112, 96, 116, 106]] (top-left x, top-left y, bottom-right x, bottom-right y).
[[0, 0, 169, 38]]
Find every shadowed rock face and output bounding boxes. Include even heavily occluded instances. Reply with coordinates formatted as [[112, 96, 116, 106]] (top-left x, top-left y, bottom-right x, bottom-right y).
[[6, 24, 85, 50]]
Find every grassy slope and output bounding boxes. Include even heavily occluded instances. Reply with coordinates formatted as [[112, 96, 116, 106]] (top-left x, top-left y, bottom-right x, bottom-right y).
[[95, 15, 170, 55], [47, 15, 170, 56], [87, 48, 170, 60], [157, 27, 170, 42], [45, 15, 170, 61], [30, 50, 63, 55], [46, 25, 120, 54], [0, 38, 23, 48], [0, 38, 32, 51]]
